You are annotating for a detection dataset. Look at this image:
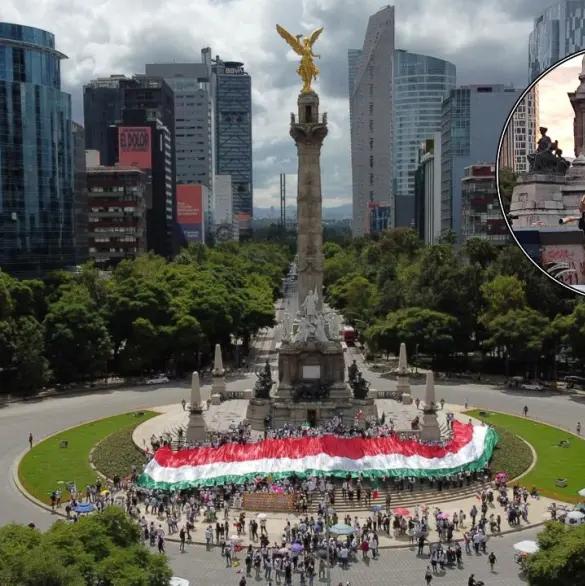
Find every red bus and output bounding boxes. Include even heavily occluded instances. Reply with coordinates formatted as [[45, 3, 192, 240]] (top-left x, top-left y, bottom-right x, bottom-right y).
[[342, 326, 356, 345]]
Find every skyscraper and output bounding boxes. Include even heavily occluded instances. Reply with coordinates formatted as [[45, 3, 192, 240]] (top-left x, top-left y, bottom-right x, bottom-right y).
[[72, 122, 88, 265], [349, 5, 395, 237], [213, 58, 253, 235], [145, 54, 215, 230], [440, 85, 522, 238], [529, 0, 585, 81], [392, 50, 456, 228], [0, 23, 75, 278]]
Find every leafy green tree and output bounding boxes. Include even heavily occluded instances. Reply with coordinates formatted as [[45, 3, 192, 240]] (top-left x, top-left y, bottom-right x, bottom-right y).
[[12, 316, 50, 393], [44, 286, 112, 382], [0, 508, 172, 586], [463, 237, 498, 269], [526, 521, 585, 586], [498, 166, 517, 214]]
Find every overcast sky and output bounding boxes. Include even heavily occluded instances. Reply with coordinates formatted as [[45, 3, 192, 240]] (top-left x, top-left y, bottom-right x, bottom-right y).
[[538, 53, 584, 158], [1, 0, 564, 207]]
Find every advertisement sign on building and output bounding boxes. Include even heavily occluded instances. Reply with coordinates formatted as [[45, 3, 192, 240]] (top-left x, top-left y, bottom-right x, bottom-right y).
[[177, 185, 203, 243], [118, 127, 152, 169]]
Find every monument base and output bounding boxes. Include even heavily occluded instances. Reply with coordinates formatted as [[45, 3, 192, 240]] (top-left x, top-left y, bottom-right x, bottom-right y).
[[186, 408, 207, 442], [211, 375, 226, 398], [509, 173, 567, 227], [397, 375, 411, 398], [420, 410, 441, 442]]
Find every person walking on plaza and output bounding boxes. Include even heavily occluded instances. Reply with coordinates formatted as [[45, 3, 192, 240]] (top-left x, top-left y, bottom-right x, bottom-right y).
[[577, 422, 581, 435], [488, 551, 497, 572], [424, 565, 433, 584], [523, 405, 529, 416], [179, 527, 186, 553], [28, 433, 33, 449]]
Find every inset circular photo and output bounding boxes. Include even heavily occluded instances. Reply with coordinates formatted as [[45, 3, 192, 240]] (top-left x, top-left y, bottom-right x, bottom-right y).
[[498, 50, 585, 294]]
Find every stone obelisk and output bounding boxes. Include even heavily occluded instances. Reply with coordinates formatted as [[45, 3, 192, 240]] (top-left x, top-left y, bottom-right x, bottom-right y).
[[211, 343, 226, 399], [396, 342, 412, 404], [420, 371, 441, 442], [186, 371, 206, 442], [290, 92, 328, 311]]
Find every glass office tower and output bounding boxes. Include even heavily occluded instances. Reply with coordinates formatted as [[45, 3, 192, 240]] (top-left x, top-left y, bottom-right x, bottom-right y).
[[0, 23, 74, 277], [393, 50, 456, 227]]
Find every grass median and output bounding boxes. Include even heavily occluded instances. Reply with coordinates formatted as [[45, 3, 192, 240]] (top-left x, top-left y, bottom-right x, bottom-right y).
[[18, 411, 157, 505], [467, 410, 585, 503]]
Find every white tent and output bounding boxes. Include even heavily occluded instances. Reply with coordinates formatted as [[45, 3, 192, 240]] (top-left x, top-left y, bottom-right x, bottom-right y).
[[513, 540, 539, 554], [170, 578, 190, 586], [565, 511, 585, 525]]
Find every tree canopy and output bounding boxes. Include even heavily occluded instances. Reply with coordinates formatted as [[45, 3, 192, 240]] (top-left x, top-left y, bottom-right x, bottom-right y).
[[0, 241, 289, 395], [526, 521, 585, 586], [0, 508, 173, 586], [324, 229, 581, 376]]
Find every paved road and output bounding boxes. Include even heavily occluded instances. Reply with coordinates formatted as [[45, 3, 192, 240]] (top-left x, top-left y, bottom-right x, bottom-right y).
[[166, 527, 539, 586]]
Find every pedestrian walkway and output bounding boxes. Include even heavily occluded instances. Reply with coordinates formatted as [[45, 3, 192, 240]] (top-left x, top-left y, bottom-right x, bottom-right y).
[[130, 492, 555, 548]]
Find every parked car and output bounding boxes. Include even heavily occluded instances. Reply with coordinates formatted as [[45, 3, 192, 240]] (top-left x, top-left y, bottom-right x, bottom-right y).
[[520, 383, 544, 391], [145, 375, 170, 385]]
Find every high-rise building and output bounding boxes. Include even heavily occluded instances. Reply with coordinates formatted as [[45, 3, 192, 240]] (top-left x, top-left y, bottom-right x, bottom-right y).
[[72, 122, 88, 265], [212, 58, 253, 235], [214, 174, 237, 241], [440, 85, 522, 237], [83, 75, 126, 165], [460, 164, 509, 245], [393, 50, 456, 227], [0, 23, 74, 278], [413, 134, 442, 245], [529, 0, 585, 81], [347, 48, 362, 125], [87, 163, 147, 267], [145, 55, 215, 230], [105, 112, 175, 258], [349, 5, 395, 236]]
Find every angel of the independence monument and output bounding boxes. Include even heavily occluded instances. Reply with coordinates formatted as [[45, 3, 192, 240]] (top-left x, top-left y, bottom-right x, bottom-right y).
[[246, 25, 377, 430]]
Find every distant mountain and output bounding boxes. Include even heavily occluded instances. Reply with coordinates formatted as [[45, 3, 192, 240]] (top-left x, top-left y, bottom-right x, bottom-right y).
[[253, 203, 352, 220]]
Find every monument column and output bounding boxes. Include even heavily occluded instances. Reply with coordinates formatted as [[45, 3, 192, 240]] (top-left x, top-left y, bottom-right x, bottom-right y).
[[290, 91, 328, 310], [568, 55, 585, 157]]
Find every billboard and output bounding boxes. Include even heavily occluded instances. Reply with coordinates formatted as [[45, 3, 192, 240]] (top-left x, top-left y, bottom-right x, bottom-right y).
[[177, 185, 203, 243], [118, 127, 152, 169]]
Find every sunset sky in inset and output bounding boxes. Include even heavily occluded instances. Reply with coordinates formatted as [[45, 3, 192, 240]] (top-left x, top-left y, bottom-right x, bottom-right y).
[[537, 54, 584, 158]]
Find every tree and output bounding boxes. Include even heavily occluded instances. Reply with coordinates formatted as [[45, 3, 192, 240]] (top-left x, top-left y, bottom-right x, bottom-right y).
[[526, 521, 585, 586], [12, 316, 50, 393], [498, 166, 517, 214], [0, 508, 172, 586]]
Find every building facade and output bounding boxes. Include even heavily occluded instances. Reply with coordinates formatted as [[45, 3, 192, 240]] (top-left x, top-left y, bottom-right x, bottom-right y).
[[87, 165, 147, 267], [460, 164, 509, 245], [440, 85, 522, 237], [414, 134, 442, 245], [0, 23, 75, 278], [529, 0, 585, 81], [366, 202, 392, 234], [72, 122, 88, 264], [213, 174, 237, 241], [350, 6, 395, 236], [213, 59, 252, 234], [393, 50, 456, 228], [83, 75, 126, 165], [145, 56, 215, 229], [105, 112, 175, 258]]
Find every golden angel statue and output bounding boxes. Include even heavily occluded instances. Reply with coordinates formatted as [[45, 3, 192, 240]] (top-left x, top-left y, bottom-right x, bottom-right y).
[[276, 25, 324, 93]]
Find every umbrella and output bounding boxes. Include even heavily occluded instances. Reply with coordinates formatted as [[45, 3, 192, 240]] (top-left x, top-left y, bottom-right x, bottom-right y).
[[230, 535, 242, 543], [100, 489, 110, 496], [392, 508, 410, 516], [496, 473, 508, 479], [565, 511, 585, 524], [370, 504, 384, 512], [329, 523, 354, 535], [278, 547, 289, 555], [437, 513, 449, 520], [257, 513, 267, 520], [291, 542, 303, 553], [74, 503, 94, 514], [578, 488, 585, 497], [513, 540, 539, 554]]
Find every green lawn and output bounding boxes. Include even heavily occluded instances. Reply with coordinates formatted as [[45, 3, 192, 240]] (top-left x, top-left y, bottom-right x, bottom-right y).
[[467, 410, 585, 502], [18, 411, 157, 505]]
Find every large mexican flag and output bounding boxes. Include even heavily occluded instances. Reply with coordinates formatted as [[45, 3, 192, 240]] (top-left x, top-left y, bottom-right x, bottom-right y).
[[137, 421, 498, 490]]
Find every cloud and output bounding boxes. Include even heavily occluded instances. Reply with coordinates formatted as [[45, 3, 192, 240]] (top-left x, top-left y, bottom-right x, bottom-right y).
[[538, 53, 584, 158], [2, 0, 567, 207]]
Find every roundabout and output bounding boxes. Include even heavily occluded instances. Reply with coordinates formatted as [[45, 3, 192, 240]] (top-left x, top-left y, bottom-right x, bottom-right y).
[[4, 366, 585, 585]]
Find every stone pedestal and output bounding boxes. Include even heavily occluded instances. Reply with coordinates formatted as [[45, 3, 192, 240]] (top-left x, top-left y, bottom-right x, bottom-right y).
[[186, 407, 206, 442], [210, 394, 221, 406], [401, 393, 413, 405], [509, 174, 567, 227], [420, 371, 441, 442]]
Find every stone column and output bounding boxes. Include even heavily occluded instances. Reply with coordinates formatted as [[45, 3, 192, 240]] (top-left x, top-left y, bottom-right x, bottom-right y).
[[420, 371, 441, 442], [211, 343, 226, 399], [396, 342, 412, 403], [190, 371, 201, 409], [290, 91, 328, 311]]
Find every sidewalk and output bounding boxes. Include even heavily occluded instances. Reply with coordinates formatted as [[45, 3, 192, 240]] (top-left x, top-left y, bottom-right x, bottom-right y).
[[132, 493, 554, 549]]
